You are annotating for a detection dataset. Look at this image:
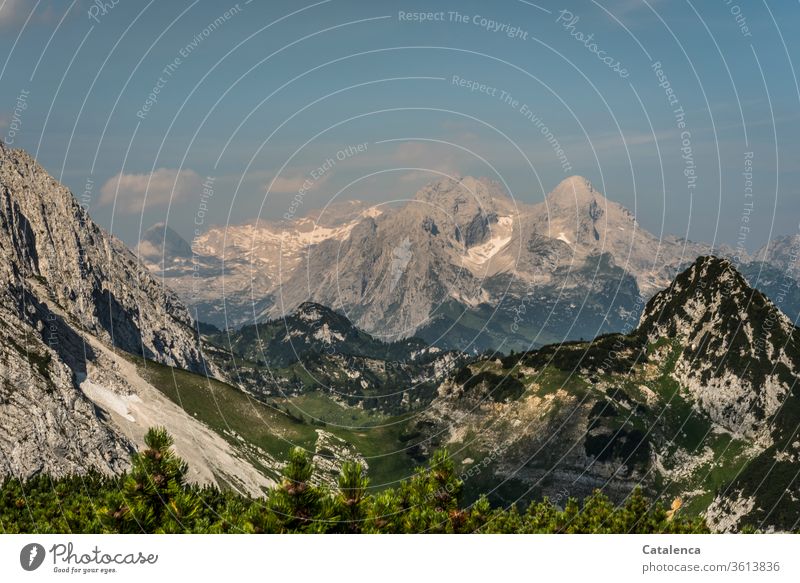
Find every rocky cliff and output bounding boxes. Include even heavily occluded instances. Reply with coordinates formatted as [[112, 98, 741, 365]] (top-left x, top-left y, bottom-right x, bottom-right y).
[[0, 142, 267, 491], [0, 143, 204, 371]]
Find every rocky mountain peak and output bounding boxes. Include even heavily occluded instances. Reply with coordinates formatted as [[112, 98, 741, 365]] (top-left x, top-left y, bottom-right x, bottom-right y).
[[412, 175, 514, 216], [639, 255, 790, 338], [411, 176, 514, 249], [545, 175, 604, 208], [530, 175, 637, 253], [137, 222, 194, 267], [294, 301, 340, 324], [218, 300, 433, 368], [638, 255, 798, 438], [281, 302, 359, 347]]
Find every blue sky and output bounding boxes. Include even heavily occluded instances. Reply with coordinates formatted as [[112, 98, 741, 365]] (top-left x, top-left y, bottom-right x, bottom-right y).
[[1, 0, 798, 250]]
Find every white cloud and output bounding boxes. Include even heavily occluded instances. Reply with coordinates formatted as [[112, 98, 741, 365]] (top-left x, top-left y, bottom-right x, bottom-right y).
[[265, 171, 330, 194], [100, 168, 202, 214], [0, 0, 24, 27], [0, 0, 60, 29]]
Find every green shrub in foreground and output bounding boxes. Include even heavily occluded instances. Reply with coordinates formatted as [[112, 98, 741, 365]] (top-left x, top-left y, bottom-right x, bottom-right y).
[[0, 427, 709, 534]]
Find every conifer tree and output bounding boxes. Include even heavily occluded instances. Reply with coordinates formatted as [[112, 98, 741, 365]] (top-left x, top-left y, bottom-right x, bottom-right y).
[[269, 447, 331, 532], [334, 461, 369, 533], [395, 449, 462, 533], [103, 427, 197, 533]]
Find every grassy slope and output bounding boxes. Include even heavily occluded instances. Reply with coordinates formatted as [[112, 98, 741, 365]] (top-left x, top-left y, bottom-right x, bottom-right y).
[[129, 355, 417, 490]]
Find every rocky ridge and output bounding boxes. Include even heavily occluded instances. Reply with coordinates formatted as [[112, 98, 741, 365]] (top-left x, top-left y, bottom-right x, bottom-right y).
[[639, 256, 798, 441], [0, 142, 266, 491]]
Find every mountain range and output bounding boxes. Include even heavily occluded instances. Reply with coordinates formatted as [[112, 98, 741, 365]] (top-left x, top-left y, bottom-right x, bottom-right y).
[[139, 175, 799, 353], [3, 141, 800, 531]]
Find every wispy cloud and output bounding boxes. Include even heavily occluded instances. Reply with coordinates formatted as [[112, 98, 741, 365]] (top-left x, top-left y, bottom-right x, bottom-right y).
[[100, 168, 202, 214], [266, 171, 330, 194], [0, 0, 24, 28], [0, 0, 62, 29]]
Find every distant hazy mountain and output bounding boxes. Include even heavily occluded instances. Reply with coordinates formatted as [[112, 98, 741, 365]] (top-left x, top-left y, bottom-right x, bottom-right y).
[[143, 175, 744, 351], [748, 267, 800, 323], [137, 221, 194, 266], [137, 201, 380, 329], [756, 234, 800, 279]]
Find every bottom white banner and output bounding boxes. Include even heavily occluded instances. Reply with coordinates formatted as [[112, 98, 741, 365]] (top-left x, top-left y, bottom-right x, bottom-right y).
[[0, 534, 796, 582]]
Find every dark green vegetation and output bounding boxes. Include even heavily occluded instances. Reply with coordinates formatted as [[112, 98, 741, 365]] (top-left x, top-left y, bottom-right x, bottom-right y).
[[0, 428, 708, 534], [211, 302, 431, 367], [207, 302, 466, 415]]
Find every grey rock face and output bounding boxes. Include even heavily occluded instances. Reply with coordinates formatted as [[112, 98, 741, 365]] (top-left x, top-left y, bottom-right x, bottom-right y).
[[0, 289, 131, 478], [144, 175, 750, 352], [0, 141, 209, 479], [0, 143, 204, 372], [639, 256, 798, 440]]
